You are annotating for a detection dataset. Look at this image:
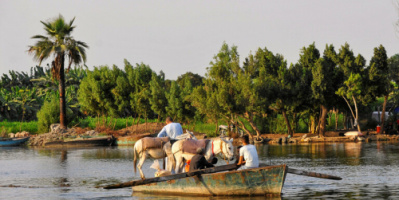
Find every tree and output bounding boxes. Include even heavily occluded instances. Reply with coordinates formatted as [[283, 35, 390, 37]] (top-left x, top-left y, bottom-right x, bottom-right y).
[[237, 55, 266, 138], [190, 43, 240, 134], [28, 15, 88, 129], [126, 62, 153, 125], [367, 45, 389, 134], [166, 81, 183, 121], [249, 47, 293, 136], [177, 72, 204, 88], [78, 66, 123, 117], [298, 43, 320, 133], [179, 77, 197, 124], [388, 54, 399, 119], [149, 71, 167, 121], [207, 42, 241, 134], [311, 44, 340, 136], [335, 43, 367, 133]]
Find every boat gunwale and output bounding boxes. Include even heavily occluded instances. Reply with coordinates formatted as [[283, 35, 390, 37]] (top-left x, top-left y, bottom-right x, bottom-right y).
[[133, 164, 287, 196]]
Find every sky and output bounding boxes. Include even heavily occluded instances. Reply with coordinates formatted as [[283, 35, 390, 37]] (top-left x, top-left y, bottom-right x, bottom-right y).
[[1, 0, 399, 80]]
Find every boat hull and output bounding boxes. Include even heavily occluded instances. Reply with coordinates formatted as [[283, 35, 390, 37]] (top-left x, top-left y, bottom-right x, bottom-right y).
[[116, 136, 139, 146], [133, 165, 287, 196], [0, 137, 30, 147], [44, 136, 115, 148]]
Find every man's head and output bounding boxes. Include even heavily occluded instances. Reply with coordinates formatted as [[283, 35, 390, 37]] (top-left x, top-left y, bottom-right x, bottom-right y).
[[242, 135, 249, 145], [196, 147, 204, 155], [165, 117, 173, 124]]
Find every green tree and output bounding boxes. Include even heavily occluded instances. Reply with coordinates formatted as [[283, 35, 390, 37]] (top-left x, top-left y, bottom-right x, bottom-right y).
[[126, 62, 153, 125], [206, 42, 241, 134], [311, 44, 340, 136], [166, 81, 183, 121], [149, 71, 167, 121], [28, 15, 88, 129], [177, 72, 204, 88], [388, 54, 399, 117], [78, 66, 122, 117], [247, 47, 292, 136], [335, 43, 367, 133], [298, 43, 321, 134], [367, 45, 389, 134], [366, 45, 394, 134]]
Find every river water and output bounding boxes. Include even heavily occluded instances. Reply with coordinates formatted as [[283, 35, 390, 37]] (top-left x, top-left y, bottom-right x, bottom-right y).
[[1, 142, 399, 200]]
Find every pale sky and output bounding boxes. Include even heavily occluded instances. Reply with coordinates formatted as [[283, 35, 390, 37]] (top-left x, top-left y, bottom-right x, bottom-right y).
[[1, 0, 399, 80]]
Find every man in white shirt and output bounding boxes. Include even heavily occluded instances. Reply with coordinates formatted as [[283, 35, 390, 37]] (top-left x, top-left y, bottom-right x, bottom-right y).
[[157, 117, 183, 139], [237, 135, 259, 170]]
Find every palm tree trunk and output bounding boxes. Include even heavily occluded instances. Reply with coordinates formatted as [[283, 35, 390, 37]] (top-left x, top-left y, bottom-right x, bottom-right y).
[[380, 95, 388, 134], [59, 54, 67, 130]]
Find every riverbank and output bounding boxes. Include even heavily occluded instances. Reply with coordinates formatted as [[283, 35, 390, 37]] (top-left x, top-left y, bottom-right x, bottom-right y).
[[6, 121, 399, 147], [259, 131, 399, 144]]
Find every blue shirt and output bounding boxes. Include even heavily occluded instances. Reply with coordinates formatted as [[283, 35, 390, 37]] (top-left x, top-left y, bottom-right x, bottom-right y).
[[157, 123, 183, 139]]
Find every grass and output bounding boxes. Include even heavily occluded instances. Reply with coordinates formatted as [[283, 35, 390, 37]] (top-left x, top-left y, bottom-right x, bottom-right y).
[[183, 122, 218, 137], [72, 116, 158, 130], [0, 117, 159, 135], [0, 121, 38, 135]]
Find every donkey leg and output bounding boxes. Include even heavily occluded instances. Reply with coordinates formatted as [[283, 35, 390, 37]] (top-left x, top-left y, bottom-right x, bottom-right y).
[[137, 153, 147, 179], [175, 153, 185, 173], [174, 155, 181, 173]]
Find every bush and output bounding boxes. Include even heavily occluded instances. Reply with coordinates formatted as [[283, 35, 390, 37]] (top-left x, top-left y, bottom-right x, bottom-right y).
[[37, 96, 60, 133], [37, 95, 75, 133]]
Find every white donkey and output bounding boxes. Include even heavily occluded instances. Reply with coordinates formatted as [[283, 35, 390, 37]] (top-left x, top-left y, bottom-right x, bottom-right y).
[[172, 137, 235, 173], [133, 131, 196, 179]]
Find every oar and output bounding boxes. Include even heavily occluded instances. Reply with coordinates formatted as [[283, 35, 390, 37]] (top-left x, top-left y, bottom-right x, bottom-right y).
[[100, 163, 239, 189], [259, 163, 342, 180]]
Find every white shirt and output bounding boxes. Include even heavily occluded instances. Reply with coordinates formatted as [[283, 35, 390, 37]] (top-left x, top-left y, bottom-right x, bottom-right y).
[[239, 144, 259, 168], [157, 123, 183, 139]]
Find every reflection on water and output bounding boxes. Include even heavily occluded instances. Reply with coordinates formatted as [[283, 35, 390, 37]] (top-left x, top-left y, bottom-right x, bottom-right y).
[[1, 142, 399, 199]]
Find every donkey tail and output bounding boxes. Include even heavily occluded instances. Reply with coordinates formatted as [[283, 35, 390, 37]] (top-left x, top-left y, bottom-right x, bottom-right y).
[[133, 143, 138, 174]]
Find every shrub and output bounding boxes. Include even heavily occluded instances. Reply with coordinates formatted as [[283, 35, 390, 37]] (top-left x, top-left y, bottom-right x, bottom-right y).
[[37, 96, 60, 133], [37, 95, 75, 133]]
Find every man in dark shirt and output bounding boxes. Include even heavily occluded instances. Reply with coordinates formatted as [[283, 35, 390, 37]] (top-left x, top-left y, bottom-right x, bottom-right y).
[[189, 148, 214, 171]]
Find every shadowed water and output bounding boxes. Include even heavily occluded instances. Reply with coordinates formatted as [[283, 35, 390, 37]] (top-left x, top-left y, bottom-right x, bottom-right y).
[[1, 142, 399, 199]]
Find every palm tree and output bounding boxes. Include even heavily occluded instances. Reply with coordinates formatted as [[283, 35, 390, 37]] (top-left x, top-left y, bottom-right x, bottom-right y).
[[28, 15, 88, 129]]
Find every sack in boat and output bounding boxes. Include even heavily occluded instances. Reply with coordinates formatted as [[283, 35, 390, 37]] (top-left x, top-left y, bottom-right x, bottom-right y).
[[142, 137, 170, 150], [182, 139, 210, 154], [150, 160, 172, 177]]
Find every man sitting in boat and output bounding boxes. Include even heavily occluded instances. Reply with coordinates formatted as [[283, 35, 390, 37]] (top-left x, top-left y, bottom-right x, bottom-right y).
[[157, 117, 183, 139], [189, 148, 214, 171], [237, 135, 259, 170]]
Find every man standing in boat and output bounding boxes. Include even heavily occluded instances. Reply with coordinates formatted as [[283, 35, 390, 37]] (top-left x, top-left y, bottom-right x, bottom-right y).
[[157, 117, 183, 139], [237, 135, 259, 170]]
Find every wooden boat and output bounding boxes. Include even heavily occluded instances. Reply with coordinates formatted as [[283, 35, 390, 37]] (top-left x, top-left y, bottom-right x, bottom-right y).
[[44, 136, 115, 148], [132, 164, 287, 196], [0, 137, 30, 147], [116, 136, 138, 146]]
